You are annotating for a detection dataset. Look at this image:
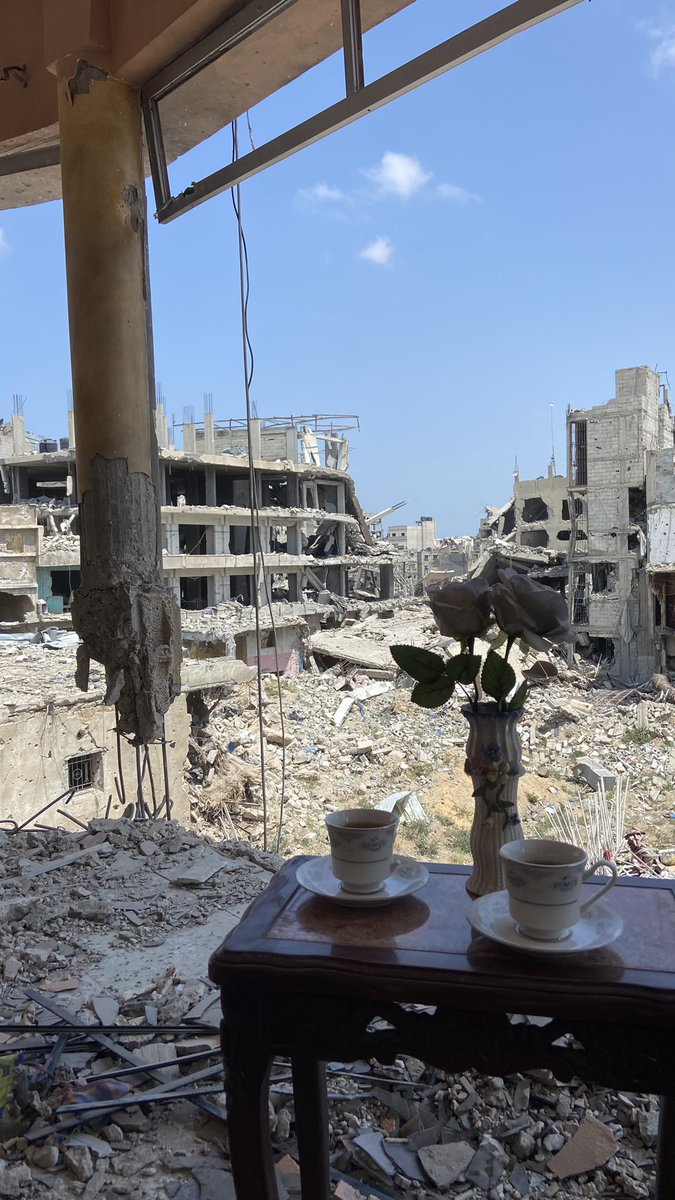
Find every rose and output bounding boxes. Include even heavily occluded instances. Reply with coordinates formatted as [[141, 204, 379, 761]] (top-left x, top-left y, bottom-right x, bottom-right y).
[[427, 578, 492, 640], [490, 569, 575, 652]]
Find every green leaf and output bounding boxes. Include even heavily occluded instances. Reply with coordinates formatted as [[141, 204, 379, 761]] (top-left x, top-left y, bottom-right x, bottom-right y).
[[390, 644, 446, 683], [490, 630, 508, 651], [507, 681, 528, 712], [411, 678, 456, 709], [445, 654, 482, 685], [481, 650, 517, 705]]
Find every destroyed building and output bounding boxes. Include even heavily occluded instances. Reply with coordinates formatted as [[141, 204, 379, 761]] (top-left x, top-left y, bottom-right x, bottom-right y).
[[0, 408, 401, 619], [476, 366, 675, 682]]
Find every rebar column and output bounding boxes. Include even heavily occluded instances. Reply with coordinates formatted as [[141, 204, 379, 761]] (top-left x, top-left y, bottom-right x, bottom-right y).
[[58, 61, 180, 742]]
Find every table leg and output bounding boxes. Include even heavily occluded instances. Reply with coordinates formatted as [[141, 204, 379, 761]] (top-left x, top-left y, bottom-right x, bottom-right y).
[[292, 1057, 331, 1200], [221, 1015, 278, 1200], [656, 1095, 675, 1200]]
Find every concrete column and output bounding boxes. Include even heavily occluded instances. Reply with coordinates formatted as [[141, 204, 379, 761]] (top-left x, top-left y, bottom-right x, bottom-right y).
[[183, 423, 197, 453], [379, 563, 394, 600], [287, 475, 300, 507], [58, 62, 180, 742], [337, 522, 347, 555], [248, 420, 262, 462], [164, 523, 179, 554], [286, 523, 302, 555], [204, 413, 215, 454], [205, 467, 216, 507], [288, 572, 301, 602], [67, 409, 76, 450]]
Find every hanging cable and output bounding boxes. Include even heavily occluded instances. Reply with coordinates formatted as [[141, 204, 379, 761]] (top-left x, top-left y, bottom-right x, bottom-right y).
[[230, 118, 289, 854]]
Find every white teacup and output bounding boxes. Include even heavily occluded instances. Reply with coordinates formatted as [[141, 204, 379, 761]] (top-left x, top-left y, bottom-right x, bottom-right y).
[[325, 808, 399, 894], [499, 838, 618, 941]]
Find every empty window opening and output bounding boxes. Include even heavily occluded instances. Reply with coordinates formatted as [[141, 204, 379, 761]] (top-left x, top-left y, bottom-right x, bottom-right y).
[[215, 472, 250, 506], [27, 467, 71, 502], [180, 576, 209, 610], [628, 531, 640, 552], [261, 477, 288, 507], [0, 593, 33, 622], [575, 529, 588, 541], [628, 486, 647, 526], [317, 484, 339, 513], [501, 504, 516, 536], [561, 498, 583, 521], [522, 497, 549, 523], [520, 530, 549, 548], [557, 530, 571, 541], [229, 526, 251, 554], [572, 573, 589, 624], [591, 563, 616, 593], [166, 466, 206, 506], [179, 524, 207, 555], [50, 569, 80, 608], [230, 575, 252, 604], [67, 752, 100, 792], [570, 420, 588, 487]]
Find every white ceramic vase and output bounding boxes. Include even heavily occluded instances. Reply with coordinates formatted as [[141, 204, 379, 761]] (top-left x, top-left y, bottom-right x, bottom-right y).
[[462, 703, 525, 897]]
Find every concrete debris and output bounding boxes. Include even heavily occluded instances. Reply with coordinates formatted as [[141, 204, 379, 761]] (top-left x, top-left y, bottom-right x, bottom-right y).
[[0, 817, 278, 1198], [547, 1112, 620, 1180], [375, 790, 428, 825], [418, 1140, 474, 1186], [318, 1062, 659, 1198], [187, 597, 675, 875]]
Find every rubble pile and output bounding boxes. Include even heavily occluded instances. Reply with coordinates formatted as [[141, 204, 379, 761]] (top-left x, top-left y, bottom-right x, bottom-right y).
[[312, 1053, 658, 1198], [189, 600, 675, 866], [0, 816, 660, 1198], [0, 819, 280, 1198]]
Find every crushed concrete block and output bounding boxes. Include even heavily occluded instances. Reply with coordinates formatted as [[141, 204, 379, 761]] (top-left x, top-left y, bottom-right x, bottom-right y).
[[419, 1140, 474, 1187], [64, 1143, 94, 1182], [465, 1135, 508, 1189], [638, 1107, 660, 1146], [573, 757, 617, 790], [27, 1145, 59, 1170], [548, 1113, 619, 1180], [68, 900, 112, 923], [375, 790, 428, 825]]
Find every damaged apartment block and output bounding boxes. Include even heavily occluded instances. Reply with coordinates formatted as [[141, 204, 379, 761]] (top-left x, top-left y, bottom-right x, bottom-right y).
[[0, 408, 398, 625], [475, 366, 675, 683]]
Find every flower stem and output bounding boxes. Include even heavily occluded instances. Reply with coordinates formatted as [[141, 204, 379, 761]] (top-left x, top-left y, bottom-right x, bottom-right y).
[[504, 634, 515, 661]]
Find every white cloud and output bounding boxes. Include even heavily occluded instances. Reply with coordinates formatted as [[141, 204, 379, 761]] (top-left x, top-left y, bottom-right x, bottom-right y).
[[359, 236, 394, 266], [297, 182, 347, 207], [364, 151, 432, 199], [436, 182, 481, 204], [0, 229, 9, 259], [642, 22, 675, 74]]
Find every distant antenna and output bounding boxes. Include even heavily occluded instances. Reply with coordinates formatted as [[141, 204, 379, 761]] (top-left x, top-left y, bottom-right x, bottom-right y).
[[550, 404, 556, 475], [513, 455, 519, 478]]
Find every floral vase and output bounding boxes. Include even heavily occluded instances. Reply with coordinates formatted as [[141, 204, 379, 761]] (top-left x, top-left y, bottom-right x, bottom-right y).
[[462, 703, 525, 897]]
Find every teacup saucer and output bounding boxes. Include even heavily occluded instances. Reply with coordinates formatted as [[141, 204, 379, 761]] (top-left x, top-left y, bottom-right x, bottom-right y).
[[468, 890, 623, 956], [296, 856, 429, 907]]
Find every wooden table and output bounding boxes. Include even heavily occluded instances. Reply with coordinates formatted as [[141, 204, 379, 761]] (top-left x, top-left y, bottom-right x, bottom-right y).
[[209, 860, 675, 1199]]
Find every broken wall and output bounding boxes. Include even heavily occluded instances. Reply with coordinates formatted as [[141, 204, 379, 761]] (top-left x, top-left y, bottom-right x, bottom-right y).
[[514, 473, 570, 551], [0, 696, 190, 829]]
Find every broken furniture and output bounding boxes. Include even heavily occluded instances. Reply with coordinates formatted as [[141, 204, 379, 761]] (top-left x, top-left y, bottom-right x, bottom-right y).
[[209, 861, 675, 1200]]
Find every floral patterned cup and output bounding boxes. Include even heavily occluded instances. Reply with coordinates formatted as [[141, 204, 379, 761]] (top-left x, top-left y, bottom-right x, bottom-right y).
[[325, 808, 400, 894], [499, 838, 618, 941]]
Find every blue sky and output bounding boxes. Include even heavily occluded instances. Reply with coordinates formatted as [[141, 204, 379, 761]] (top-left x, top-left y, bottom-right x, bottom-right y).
[[1, 0, 675, 534]]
